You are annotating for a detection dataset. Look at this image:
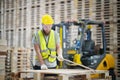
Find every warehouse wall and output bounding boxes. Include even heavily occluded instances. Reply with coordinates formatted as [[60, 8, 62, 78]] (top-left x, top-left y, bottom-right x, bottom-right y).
[[0, 0, 96, 48], [0, 0, 119, 53]]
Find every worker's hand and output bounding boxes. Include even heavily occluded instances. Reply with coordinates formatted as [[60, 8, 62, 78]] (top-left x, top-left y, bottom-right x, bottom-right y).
[[41, 64, 48, 70], [57, 53, 64, 61]]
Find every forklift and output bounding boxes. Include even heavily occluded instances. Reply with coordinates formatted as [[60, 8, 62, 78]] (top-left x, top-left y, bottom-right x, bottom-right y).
[[52, 19, 116, 80]]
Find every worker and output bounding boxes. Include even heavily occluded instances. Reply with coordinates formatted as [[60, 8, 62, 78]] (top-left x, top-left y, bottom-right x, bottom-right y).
[[32, 14, 64, 70], [94, 44, 103, 55]]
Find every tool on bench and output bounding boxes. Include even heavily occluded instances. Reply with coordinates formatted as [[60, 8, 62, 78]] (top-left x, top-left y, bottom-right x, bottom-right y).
[[63, 58, 94, 70]]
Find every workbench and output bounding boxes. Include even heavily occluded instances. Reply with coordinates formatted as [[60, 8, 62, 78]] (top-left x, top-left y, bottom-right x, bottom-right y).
[[14, 69, 111, 80]]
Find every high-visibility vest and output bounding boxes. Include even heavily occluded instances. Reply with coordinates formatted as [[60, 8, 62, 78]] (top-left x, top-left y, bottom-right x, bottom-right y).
[[37, 30, 56, 62]]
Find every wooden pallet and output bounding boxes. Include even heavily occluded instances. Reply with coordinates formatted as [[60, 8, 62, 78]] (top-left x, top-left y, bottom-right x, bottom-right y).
[[10, 48, 32, 79], [11, 48, 31, 72], [12, 69, 111, 80], [0, 57, 6, 77]]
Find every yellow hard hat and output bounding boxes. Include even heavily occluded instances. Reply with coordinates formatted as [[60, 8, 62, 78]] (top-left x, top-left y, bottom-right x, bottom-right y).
[[41, 14, 54, 25], [87, 25, 92, 29]]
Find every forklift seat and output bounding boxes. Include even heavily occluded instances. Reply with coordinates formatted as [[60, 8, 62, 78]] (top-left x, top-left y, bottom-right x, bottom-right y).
[[82, 40, 95, 56]]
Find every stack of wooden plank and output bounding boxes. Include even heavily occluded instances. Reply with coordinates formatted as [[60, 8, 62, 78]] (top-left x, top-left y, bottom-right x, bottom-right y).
[[0, 39, 7, 80], [11, 48, 32, 78], [0, 56, 6, 80], [5, 48, 13, 79], [117, 53, 120, 79]]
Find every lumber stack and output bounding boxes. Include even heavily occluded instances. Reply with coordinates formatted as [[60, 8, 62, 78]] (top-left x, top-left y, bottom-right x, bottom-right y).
[[0, 56, 6, 80], [11, 48, 32, 78], [0, 39, 7, 80]]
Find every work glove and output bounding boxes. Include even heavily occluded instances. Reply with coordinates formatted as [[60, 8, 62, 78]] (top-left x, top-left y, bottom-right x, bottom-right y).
[[41, 64, 48, 70], [57, 52, 64, 61]]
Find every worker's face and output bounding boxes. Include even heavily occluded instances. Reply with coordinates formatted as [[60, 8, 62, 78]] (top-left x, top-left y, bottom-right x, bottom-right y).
[[42, 24, 52, 35]]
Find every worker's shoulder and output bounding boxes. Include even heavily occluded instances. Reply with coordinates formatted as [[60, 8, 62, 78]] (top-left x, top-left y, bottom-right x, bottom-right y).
[[34, 30, 42, 37]]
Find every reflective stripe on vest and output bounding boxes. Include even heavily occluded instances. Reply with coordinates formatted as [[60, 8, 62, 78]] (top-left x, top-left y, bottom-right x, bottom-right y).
[[38, 30, 56, 62]]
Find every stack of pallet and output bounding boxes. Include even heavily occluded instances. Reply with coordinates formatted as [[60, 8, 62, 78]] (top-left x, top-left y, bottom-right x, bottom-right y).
[[113, 52, 120, 80], [0, 39, 7, 80], [11, 48, 32, 78], [5, 49, 12, 79], [0, 56, 6, 80], [117, 53, 120, 80]]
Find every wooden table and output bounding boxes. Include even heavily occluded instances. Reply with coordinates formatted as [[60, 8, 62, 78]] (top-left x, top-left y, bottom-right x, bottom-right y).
[[18, 69, 110, 80]]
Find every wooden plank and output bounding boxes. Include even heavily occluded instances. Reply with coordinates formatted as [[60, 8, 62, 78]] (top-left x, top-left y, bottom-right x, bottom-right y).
[[61, 74, 69, 80], [34, 73, 43, 80], [0, 46, 7, 52], [21, 69, 107, 74], [0, 75, 5, 80], [44, 76, 58, 80], [0, 52, 7, 55], [11, 48, 31, 73], [17, 62, 30, 65], [18, 69, 110, 80]]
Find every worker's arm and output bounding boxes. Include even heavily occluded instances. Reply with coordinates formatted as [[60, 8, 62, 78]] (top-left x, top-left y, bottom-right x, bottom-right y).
[[56, 43, 61, 55], [56, 43, 64, 61], [55, 31, 64, 61], [34, 44, 44, 65], [34, 44, 48, 70], [33, 32, 48, 70]]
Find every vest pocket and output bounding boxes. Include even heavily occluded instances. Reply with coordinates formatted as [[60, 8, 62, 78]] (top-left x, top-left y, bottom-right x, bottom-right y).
[[42, 52, 49, 59], [42, 50, 50, 59], [48, 51, 56, 62]]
